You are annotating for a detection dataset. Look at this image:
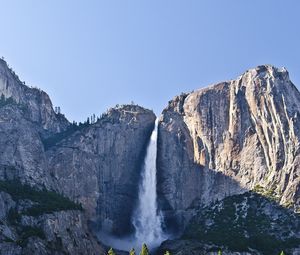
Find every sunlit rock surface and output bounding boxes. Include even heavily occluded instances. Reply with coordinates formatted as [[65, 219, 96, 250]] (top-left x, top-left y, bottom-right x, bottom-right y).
[[0, 59, 155, 254], [157, 65, 300, 254]]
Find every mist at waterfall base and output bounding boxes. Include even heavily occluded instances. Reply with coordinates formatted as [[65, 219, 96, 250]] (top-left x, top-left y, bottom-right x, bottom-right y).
[[97, 120, 167, 252]]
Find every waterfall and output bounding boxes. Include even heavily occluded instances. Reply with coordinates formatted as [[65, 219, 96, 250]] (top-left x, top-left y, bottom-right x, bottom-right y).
[[97, 119, 165, 252], [132, 119, 165, 248]]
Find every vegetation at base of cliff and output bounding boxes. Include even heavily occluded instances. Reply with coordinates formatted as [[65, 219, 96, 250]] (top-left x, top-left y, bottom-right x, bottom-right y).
[[129, 248, 136, 255], [107, 244, 165, 255], [183, 192, 300, 255], [253, 184, 280, 202], [140, 243, 149, 255], [0, 179, 82, 216]]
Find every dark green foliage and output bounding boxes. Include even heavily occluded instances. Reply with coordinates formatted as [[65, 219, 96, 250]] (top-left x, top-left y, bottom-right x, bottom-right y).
[[140, 243, 149, 255], [0, 94, 15, 108], [0, 94, 27, 112], [0, 179, 82, 216], [183, 192, 300, 254], [16, 226, 45, 247], [129, 248, 136, 255], [107, 247, 116, 255], [42, 123, 83, 150], [42, 111, 101, 150]]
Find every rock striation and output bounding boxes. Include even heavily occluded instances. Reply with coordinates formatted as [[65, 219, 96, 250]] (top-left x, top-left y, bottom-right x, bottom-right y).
[[157, 65, 300, 231], [0, 58, 156, 254], [47, 105, 155, 235], [1, 57, 300, 254], [0, 59, 69, 133]]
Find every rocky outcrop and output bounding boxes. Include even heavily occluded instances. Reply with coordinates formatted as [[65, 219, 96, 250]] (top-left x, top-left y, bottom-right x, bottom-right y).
[[157, 192, 300, 255], [0, 188, 104, 255], [0, 59, 156, 253], [1, 57, 299, 254], [47, 105, 156, 235], [0, 104, 53, 188], [157, 65, 300, 231], [0, 59, 69, 133]]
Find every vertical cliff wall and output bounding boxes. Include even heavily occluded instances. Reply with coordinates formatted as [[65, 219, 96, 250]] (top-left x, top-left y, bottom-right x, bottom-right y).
[[0, 59, 156, 254], [47, 105, 156, 235], [157, 65, 300, 230]]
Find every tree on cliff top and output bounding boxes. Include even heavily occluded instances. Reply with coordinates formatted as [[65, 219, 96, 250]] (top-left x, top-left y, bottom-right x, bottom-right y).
[[140, 243, 149, 255]]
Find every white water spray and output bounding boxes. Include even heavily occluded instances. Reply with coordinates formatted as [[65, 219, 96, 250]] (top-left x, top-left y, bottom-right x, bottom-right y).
[[132, 119, 165, 248]]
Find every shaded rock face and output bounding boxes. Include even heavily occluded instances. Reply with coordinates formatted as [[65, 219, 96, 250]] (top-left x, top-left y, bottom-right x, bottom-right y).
[[0, 59, 156, 253], [0, 190, 104, 255], [0, 59, 69, 133], [47, 106, 156, 235], [157, 65, 300, 231], [0, 104, 52, 187], [158, 193, 300, 255]]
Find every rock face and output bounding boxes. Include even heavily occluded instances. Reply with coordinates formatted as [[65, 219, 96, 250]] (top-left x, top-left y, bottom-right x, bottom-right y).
[[0, 59, 69, 133], [1, 57, 300, 254], [0, 59, 156, 254], [0, 192, 104, 255], [157, 65, 300, 231], [47, 105, 155, 235], [158, 193, 300, 255]]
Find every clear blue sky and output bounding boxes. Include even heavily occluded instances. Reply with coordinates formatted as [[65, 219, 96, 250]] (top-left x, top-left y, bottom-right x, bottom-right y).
[[1, 0, 299, 122]]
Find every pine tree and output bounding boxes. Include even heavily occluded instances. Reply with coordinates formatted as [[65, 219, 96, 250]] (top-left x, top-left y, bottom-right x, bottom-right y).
[[107, 248, 115, 255], [164, 251, 171, 255], [129, 248, 136, 255], [280, 252, 285, 255], [140, 243, 149, 255]]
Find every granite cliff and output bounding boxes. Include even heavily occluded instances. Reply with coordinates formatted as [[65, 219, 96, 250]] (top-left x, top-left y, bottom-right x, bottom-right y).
[[157, 65, 300, 254], [0, 59, 156, 254], [0, 58, 299, 254]]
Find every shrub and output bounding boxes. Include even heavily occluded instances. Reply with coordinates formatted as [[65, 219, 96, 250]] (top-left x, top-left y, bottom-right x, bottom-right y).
[[0, 179, 82, 216]]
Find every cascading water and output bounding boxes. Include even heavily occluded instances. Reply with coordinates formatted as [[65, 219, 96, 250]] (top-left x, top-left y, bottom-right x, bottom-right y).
[[132, 119, 165, 249], [97, 119, 166, 252]]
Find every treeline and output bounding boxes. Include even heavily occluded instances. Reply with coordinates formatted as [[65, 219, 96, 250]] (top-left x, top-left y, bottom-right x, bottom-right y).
[[107, 243, 170, 255], [107, 245, 287, 255]]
